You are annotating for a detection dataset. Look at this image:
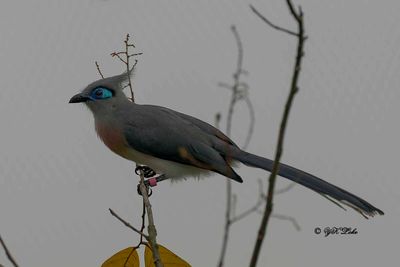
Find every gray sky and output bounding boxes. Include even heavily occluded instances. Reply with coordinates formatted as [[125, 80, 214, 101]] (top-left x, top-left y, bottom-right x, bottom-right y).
[[0, 0, 398, 266]]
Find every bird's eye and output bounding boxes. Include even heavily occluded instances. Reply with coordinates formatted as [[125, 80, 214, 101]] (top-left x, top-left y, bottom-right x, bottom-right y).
[[95, 89, 103, 97], [90, 87, 113, 100]]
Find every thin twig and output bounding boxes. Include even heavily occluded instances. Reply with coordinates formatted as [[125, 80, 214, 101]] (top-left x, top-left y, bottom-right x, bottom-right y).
[[271, 213, 301, 231], [214, 113, 222, 129], [122, 206, 146, 267], [120, 198, 147, 266], [242, 95, 255, 150], [0, 234, 19, 267], [225, 25, 244, 137], [136, 199, 147, 248], [95, 61, 105, 79], [250, 4, 298, 37], [249, 1, 306, 266], [111, 52, 127, 64], [218, 25, 247, 267], [123, 143, 146, 267], [110, 34, 142, 102], [229, 179, 299, 229], [230, 195, 264, 224], [109, 209, 149, 239], [124, 35, 133, 99], [275, 182, 296, 194], [230, 180, 265, 224], [218, 24, 261, 267]]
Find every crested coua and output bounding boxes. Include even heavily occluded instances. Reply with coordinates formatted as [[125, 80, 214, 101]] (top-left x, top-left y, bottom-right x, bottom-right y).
[[69, 70, 384, 218]]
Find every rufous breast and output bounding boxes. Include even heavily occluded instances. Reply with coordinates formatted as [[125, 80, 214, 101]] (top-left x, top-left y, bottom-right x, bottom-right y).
[[95, 121, 130, 158]]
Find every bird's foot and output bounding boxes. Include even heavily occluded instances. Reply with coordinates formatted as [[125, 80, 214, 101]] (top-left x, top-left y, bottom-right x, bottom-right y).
[[137, 183, 152, 197], [136, 174, 169, 196], [134, 165, 156, 197], [135, 165, 157, 178]]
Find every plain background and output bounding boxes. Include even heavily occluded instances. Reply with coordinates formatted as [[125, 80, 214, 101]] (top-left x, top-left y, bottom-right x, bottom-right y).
[[1, 0, 398, 266]]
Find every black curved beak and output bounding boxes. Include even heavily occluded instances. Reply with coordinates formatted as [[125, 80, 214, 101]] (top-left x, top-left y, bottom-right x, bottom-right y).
[[69, 93, 90, 103]]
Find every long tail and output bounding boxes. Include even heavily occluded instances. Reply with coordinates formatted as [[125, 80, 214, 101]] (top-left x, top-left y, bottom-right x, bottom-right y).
[[233, 149, 384, 218]]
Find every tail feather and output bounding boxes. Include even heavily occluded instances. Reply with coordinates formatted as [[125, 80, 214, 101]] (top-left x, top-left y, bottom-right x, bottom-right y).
[[233, 150, 384, 218]]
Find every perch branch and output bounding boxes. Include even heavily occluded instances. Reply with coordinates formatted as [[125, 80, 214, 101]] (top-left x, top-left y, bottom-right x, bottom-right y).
[[105, 34, 160, 266], [137, 168, 164, 267]]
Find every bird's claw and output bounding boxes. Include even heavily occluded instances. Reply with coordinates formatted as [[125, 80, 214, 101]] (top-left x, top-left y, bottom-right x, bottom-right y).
[[135, 165, 157, 178], [137, 183, 153, 197]]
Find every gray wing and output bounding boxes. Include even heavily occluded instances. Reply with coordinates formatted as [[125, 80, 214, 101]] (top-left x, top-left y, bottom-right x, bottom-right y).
[[144, 105, 239, 148], [123, 104, 243, 182]]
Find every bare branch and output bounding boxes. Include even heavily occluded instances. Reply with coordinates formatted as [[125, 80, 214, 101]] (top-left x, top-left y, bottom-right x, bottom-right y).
[[136, 199, 147, 248], [0, 234, 19, 267], [250, 4, 298, 37], [214, 113, 221, 129], [242, 95, 255, 150], [95, 61, 104, 79], [275, 182, 296, 195], [218, 24, 248, 267], [110, 34, 142, 102], [217, 82, 233, 90], [110, 52, 127, 64], [123, 34, 135, 101], [218, 24, 259, 267], [230, 196, 264, 224], [119, 199, 147, 267], [109, 208, 149, 239], [225, 25, 244, 137], [249, 1, 306, 266], [129, 53, 143, 57], [230, 180, 264, 224], [271, 213, 301, 231]]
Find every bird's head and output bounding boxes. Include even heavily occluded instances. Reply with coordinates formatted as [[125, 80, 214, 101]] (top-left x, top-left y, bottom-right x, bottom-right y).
[[69, 70, 132, 114]]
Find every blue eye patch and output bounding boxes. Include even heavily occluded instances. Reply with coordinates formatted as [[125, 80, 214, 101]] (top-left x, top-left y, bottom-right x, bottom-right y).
[[90, 87, 114, 100]]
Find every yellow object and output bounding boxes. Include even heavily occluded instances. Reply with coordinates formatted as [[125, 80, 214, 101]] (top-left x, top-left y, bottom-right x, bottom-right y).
[[144, 245, 191, 267], [102, 247, 139, 267]]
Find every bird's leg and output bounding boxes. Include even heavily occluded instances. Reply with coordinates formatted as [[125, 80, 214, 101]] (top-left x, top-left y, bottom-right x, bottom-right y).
[[134, 165, 170, 186], [136, 174, 169, 195], [136, 174, 170, 196], [135, 165, 170, 196], [135, 165, 156, 196], [135, 165, 157, 178], [143, 174, 169, 187]]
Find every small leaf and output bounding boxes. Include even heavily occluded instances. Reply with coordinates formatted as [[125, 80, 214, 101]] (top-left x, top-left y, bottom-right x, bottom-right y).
[[145, 245, 191, 267], [102, 247, 139, 267]]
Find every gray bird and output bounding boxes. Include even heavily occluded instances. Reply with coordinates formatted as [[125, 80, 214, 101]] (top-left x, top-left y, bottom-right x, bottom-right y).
[[69, 70, 384, 218]]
